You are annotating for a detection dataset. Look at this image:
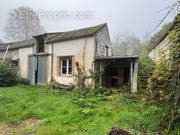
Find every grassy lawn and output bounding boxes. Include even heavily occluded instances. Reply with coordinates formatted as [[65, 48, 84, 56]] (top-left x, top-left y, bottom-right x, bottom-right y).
[[0, 86, 165, 135]]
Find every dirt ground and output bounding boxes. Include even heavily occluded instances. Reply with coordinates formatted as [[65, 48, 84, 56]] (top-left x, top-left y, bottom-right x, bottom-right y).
[[0, 119, 40, 135], [108, 127, 131, 135]]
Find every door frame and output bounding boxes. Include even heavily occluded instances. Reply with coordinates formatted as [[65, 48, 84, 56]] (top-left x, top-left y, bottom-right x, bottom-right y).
[[28, 54, 49, 85]]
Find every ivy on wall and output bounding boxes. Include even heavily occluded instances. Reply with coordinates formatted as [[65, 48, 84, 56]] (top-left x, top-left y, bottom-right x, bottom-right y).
[[148, 13, 180, 133]]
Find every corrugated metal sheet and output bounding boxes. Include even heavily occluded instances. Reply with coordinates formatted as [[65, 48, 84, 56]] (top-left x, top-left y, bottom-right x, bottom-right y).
[[28, 56, 36, 84], [37, 56, 47, 85]]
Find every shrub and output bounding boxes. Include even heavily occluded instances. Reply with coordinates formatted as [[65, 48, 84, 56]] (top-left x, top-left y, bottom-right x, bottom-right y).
[[73, 89, 106, 108], [117, 85, 130, 93], [138, 57, 155, 91], [148, 14, 180, 133], [0, 64, 18, 86], [18, 77, 30, 85], [148, 61, 170, 104]]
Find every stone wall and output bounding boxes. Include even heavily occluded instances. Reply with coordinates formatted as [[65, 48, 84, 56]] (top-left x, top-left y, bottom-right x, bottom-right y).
[[149, 36, 171, 63]]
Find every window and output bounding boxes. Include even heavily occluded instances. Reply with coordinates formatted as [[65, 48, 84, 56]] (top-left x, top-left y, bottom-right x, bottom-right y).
[[61, 58, 72, 75], [106, 45, 109, 56], [35, 36, 45, 53], [11, 60, 19, 68]]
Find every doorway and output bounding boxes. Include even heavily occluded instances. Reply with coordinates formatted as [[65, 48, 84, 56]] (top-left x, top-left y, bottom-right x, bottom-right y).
[[109, 67, 119, 87], [28, 55, 47, 85]]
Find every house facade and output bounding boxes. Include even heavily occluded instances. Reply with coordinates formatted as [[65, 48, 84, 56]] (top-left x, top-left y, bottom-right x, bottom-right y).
[[0, 23, 138, 93], [0, 39, 34, 77], [148, 23, 176, 63], [148, 35, 171, 63]]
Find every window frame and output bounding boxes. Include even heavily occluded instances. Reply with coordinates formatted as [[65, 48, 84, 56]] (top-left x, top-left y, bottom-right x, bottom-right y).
[[11, 59, 19, 68], [58, 56, 74, 76], [61, 58, 72, 75]]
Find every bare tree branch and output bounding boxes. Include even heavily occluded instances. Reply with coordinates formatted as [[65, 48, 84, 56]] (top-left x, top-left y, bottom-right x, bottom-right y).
[[153, 0, 180, 31], [3, 7, 45, 42]]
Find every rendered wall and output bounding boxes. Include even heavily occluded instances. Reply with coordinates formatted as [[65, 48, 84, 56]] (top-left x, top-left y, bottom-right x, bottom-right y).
[[46, 36, 96, 85], [19, 47, 33, 78], [0, 49, 19, 59]]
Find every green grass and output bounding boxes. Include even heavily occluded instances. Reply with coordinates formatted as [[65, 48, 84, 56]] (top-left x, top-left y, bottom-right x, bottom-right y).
[[0, 86, 165, 135]]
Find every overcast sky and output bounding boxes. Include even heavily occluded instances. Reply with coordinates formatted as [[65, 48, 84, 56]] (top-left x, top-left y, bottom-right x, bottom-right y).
[[0, 0, 176, 42]]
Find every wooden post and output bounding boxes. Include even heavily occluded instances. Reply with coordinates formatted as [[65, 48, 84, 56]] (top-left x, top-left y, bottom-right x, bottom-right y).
[[2, 45, 9, 64], [130, 61, 133, 93], [132, 58, 138, 93]]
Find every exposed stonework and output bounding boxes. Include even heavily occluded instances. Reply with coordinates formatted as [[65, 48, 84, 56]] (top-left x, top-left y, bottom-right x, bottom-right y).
[[149, 36, 171, 63]]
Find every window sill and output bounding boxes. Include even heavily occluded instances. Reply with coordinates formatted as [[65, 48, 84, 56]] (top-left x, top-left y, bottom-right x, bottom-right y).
[[59, 74, 73, 77]]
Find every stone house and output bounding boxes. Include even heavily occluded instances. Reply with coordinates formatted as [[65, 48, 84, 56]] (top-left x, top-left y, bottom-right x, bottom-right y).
[[0, 23, 138, 93], [148, 34, 171, 63], [148, 24, 175, 63]]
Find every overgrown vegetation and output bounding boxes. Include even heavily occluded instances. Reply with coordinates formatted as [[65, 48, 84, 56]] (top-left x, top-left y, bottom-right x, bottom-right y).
[[74, 64, 105, 91], [138, 57, 155, 91], [18, 77, 30, 85], [0, 63, 30, 87], [74, 66, 87, 90], [0, 64, 18, 86], [148, 13, 180, 134], [0, 86, 166, 135]]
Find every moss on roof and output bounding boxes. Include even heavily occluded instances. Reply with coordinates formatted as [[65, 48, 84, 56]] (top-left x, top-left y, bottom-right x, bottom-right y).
[[47, 23, 106, 43], [0, 23, 107, 51], [0, 39, 34, 51]]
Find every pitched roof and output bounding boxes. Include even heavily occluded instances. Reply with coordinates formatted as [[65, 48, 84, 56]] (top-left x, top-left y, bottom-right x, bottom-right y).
[[0, 39, 34, 51], [0, 23, 107, 51], [33, 32, 62, 39], [0, 33, 60, 51], [47, 23, 107, 43]]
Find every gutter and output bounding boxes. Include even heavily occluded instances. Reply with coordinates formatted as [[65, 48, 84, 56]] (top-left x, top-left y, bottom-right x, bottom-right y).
[[50, 42, 54, 81]]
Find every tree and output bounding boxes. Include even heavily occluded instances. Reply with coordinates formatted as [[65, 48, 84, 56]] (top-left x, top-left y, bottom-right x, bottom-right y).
[[3, 7, 45, 42], [131, 37, 142, 55], [113, 32, 143, 56]]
